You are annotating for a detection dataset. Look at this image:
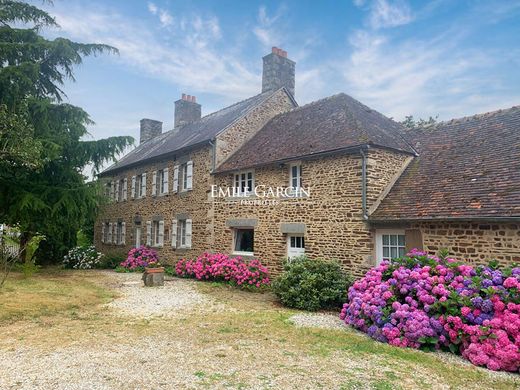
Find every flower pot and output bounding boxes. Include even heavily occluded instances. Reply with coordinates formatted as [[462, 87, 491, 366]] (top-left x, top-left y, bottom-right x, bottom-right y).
[[142, 267, 165, 286]]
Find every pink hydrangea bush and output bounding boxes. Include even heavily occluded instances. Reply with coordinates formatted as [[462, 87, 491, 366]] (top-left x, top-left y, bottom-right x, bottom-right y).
[[119, 246, 159, 270], [175, 253, 270, 288], [340, 249, 520, 372]]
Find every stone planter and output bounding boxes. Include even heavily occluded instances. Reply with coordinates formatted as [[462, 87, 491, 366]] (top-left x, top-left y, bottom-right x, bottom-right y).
[[142, 267, 165, 287]]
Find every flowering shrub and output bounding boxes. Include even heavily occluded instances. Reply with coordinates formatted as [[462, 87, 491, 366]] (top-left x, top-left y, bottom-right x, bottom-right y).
[[119, 246, 158, 271], [340, 249, 520, 372], [63, 246, 103, 269], [175, 252, 270, 288]]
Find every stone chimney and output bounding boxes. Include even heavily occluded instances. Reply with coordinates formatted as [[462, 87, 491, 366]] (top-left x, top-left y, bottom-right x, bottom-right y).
[[174, 93, 201, 128], [262, 47, 295, 97], [140, 118, 163, 144]]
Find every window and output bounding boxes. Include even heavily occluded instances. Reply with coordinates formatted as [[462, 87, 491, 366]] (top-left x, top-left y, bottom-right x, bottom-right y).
[[116, 222, 122, 244], [171, 218, 192, 248], [136, 173, 146, 198], [103, 222, 110, 243], [159, 168, 169, 194], [376, 230, 406, 264], [174, 161, 193, 192], [287, 235, 305, 259], [118, 179, 125, 201], [149, 220, 164, 247], [234, 171, 254, 196], [234, 228, 254, 254], [135, 225, 142, 248], [290, 164, 302, 190], [105, 183, 111, 198]]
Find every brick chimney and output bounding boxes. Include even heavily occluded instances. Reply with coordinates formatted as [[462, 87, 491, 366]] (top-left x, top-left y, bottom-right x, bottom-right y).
[[262, 47, 295, 97], [140, 118, 162, 144], [174, 93, 201, 128]]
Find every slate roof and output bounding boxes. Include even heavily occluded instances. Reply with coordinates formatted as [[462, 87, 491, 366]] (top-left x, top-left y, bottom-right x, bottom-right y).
[[371, 105, 520, 221], [101, 89, 292, 176], [216, 93, 416, 172]]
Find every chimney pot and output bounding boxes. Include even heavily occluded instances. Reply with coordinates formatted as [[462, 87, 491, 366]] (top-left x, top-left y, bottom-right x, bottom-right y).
[[262, 47, 295, 96], [182, 93, 187, 100], [192, 96, 197, 103]]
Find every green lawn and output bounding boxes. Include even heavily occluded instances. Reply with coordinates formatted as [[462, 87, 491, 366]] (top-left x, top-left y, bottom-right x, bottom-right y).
[[0, 269, 518, 390]]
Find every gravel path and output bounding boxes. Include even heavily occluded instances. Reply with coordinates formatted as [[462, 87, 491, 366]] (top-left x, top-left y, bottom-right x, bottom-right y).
[[289, 312, 345, 329], [104, 272, 222, 318]]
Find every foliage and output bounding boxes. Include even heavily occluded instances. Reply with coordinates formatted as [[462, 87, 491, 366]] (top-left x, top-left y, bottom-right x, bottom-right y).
[[340, 249, 520, 372], [119, 246, 158, 270], [1, 226, 44, 286], [164, 265, 175, 276], [62, 245, 103, 269], [272, 256, 353, 311], [0, 1, 134, 264], [175, 253, 270, 289], [400, 115, 438, 129], [98, 253, 125, 269]]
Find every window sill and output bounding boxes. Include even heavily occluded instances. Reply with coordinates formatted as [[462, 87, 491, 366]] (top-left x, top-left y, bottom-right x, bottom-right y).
[[232, 251, 254, 257]]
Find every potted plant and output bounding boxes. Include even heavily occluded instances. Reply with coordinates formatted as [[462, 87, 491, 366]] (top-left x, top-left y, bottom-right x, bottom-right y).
[[144, 259, 164, 274]]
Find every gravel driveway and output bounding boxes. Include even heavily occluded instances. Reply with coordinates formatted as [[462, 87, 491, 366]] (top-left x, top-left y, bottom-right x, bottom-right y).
[[1, 271, 518, 390]]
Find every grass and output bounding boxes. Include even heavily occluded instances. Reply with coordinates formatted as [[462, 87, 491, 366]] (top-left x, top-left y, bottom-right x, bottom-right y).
[[0, 270, 518, 390], [0, 268, 113, 324]]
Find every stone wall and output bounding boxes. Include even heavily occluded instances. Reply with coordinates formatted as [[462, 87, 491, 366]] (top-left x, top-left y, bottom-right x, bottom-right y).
[[213, 148, 410, 276], [94, 146, 214, 264], [215, 89, 295, 167], [411, 221, 520, 268]]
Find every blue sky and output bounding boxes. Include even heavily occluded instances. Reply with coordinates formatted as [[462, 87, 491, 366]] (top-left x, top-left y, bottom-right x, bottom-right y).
[[37, 0, 520, 147]]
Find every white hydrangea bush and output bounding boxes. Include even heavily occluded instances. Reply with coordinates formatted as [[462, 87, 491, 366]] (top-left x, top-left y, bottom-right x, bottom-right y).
[[63, 245, 103, 269]]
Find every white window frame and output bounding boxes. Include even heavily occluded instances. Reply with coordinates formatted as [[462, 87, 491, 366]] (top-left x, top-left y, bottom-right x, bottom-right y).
[[289, 163, 302, 190], [158, 168, 169, 195], [179, 161, 193, 192], [233, 170, 254, 196], [152, 220, 164, 247], [375, 229, 406, 265], [287, 234, 305, 260], [233, 228, 254, 256]]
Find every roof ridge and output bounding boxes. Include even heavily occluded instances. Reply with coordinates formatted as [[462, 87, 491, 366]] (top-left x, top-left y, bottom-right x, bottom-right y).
[[414, 105, 520, 130], [166, 90, 276, 132]]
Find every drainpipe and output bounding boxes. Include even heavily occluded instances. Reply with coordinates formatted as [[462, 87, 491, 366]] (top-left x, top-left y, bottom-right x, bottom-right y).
[[208, 140, 216, 173], [360, 146, 369, 220]]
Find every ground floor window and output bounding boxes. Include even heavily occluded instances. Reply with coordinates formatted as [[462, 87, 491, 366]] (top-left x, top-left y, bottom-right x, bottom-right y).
[[135, 225, 141, 248], [234, 228, 254, 255], [376, 230, 406, 264], [287, 235, 305, 259]]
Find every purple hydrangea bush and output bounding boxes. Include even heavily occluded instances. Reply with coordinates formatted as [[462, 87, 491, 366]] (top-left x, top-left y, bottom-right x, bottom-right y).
[[119, 246, 159, 270], [340, 249, 520, 372]]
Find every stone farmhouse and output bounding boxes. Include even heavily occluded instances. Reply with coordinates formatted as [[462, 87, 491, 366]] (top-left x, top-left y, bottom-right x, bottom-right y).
[[96, 48, 520, 275]]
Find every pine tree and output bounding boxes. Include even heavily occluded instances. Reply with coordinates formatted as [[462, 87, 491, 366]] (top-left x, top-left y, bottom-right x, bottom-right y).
[[0, 1, 134, 263]]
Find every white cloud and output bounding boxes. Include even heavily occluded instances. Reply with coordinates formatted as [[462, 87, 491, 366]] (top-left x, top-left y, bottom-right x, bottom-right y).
[[341, 28, 518, 120], [147, 2, 158, 15], [253, 6, 285, 47], [369, 0, 413, 29], [50, 4, 258, 99]]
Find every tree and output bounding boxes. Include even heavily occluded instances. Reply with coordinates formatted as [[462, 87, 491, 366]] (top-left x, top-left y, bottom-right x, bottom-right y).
[[0, 1, 134, 263], [400, 115, 438, 129]]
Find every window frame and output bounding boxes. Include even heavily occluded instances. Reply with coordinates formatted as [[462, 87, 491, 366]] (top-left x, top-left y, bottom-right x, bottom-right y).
[[375, 229, 406, 265], [289, 163, 302, 190], [152, 221, 160, 247], [233, 228, 254, 256], [287, 234, 305, 260], [136, 174, 143, 198], [178, 219, 187, 248], [233, 170, 254, 196]]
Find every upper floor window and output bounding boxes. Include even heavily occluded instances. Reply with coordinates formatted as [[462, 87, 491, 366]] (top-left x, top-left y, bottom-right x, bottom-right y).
[[173, 161, 193, 193], [118, 178, 127, 201], [152, 169, 169, 196], [234, 171, 254, 196], [136, 173, 147, 198]]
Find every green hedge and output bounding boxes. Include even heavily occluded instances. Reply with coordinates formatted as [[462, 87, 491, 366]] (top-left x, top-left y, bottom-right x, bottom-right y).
[[272, 256, 353, 311]]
